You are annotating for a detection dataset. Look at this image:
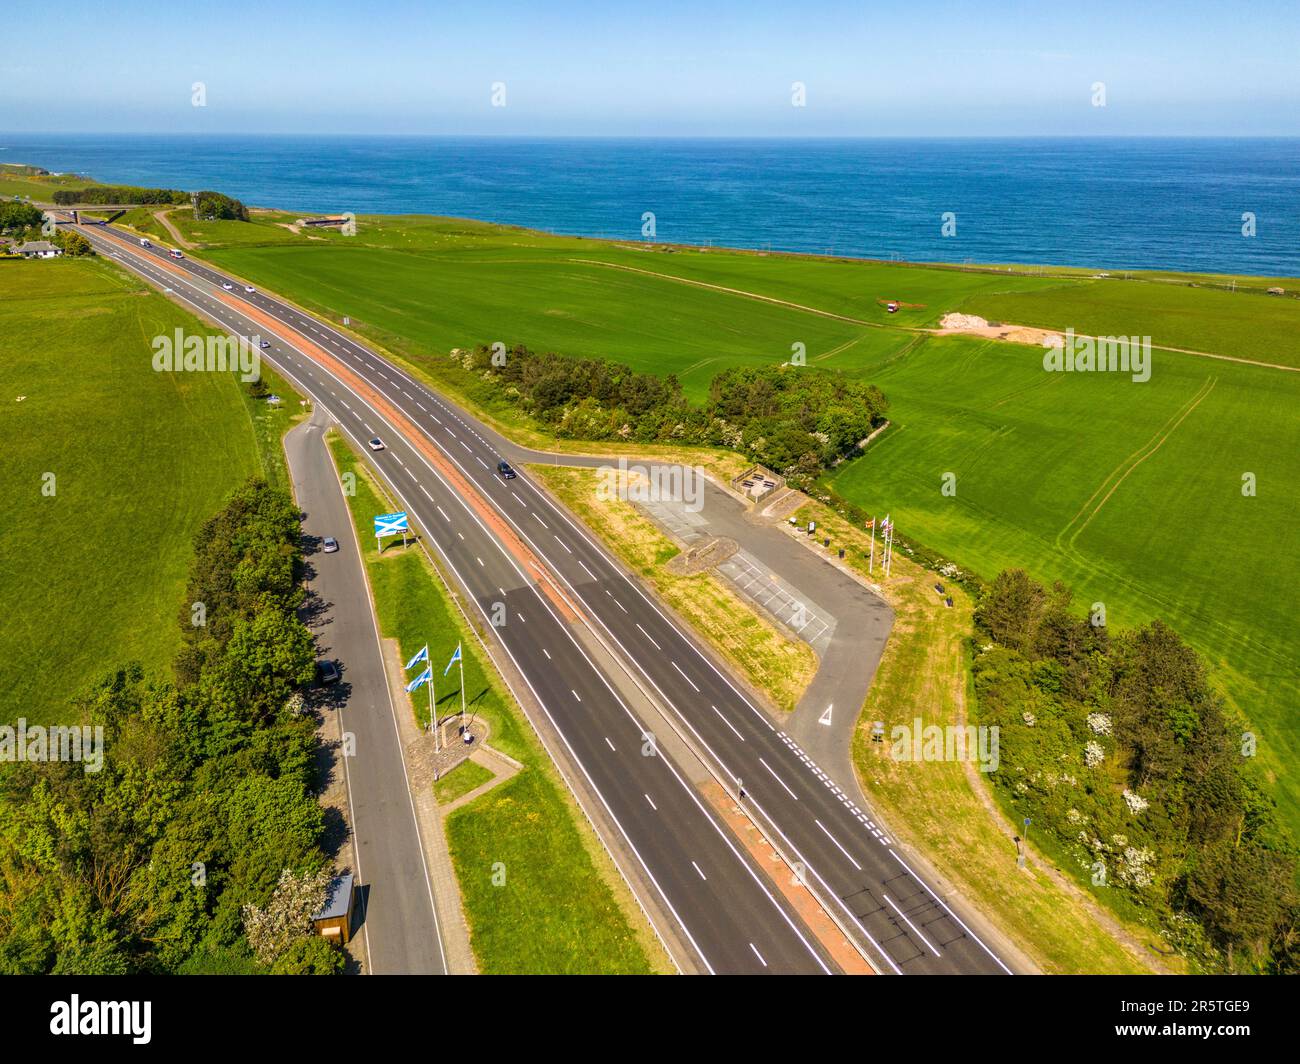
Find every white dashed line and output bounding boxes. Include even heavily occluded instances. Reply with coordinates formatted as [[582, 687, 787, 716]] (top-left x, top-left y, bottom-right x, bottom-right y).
[[670, 661, 700, 692], [757, 757, 799, 800], [814, 819, 862, 871]]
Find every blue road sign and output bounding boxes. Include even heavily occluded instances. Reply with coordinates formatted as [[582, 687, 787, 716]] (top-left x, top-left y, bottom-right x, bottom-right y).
[[374, 511, 409, 537]]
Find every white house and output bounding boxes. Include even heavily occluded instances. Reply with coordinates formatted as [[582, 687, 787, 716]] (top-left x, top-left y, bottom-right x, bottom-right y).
[[16, 240, 62, 259]]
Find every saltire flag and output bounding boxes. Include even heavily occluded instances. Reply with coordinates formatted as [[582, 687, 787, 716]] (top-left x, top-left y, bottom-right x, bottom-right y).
[[405, 666, 432, 692], [404, 645, 429, 670], [443, 643, 462, 677]]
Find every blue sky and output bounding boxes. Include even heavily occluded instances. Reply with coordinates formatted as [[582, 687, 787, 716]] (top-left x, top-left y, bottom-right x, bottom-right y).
[[4, 0, 1298, 135]]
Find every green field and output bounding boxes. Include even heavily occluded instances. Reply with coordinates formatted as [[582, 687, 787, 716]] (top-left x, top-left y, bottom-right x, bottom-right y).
[[0, 256, 301, 725], [187, 213, 1299, 834], [327, 433, 662, 974]]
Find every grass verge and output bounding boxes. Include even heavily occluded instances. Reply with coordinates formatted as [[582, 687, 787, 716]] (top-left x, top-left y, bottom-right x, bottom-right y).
[[433, 759, 496, 806]]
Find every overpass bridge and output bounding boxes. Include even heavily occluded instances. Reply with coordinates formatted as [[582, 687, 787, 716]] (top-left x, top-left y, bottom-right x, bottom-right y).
[[36, 203, 145, 224]]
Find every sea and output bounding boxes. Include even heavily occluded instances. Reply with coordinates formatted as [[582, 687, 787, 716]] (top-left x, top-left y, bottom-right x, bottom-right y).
[[3, 134, 1298, 276]]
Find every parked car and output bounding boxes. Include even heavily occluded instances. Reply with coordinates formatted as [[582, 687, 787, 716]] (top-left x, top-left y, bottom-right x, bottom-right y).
[[317, 660, 341, 685], [368, 437, 385, 451], [322, 536, 339, 553], [496, 460, 516, 480]]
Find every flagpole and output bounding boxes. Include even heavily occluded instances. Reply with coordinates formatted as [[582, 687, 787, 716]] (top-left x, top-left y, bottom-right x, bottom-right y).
[[869, 520, 876, 573], [457, 641, 467, 741], [430, 672, 438, 753]]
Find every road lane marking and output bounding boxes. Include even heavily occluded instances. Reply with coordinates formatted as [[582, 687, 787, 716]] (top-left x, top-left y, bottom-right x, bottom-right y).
[[884, 894, 940, 956], [814, 818, 862, 871], [757, 757, 798, 800], [670, 661, 700, 692], [711, 705, 745, 741]]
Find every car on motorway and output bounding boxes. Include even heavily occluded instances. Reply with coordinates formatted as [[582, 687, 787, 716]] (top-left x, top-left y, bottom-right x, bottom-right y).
[[222, 282, 233, 290], [139, 238, 151, 248], [168, 249, 183, 259], [316, 660, 341, 685], [244, 285, 255, 293], [368, 437, 385, 451], [496, 460, 517, 479], [259, 339, 271, 349], [322, 536, 339, 553]]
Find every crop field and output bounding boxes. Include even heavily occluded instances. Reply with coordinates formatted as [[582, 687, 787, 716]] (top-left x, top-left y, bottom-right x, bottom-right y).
[[0, 257, 297, 725], [196, 215, 1300, 832]]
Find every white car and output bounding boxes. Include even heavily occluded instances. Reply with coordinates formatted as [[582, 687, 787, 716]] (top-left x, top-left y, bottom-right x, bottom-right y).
[[244, 285, 255, 294], [368, 437, 385, 452], [222, 282, 233, 290]]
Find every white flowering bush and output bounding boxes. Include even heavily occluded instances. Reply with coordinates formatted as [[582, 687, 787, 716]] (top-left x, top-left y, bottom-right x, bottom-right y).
[[1086, 712, 1112, 736], [1122, 788, 1149, 814], [1021, 710, 1036, 727], [1118, 846, 1156, 888], [242, 867, 334, 966], [1084, 740, 1105, 767]]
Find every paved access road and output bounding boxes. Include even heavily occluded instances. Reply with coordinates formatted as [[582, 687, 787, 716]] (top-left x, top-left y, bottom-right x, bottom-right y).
[[77, 220, 1013, 975], [76, 221, 834, 976], [285, 408, 447, 974]]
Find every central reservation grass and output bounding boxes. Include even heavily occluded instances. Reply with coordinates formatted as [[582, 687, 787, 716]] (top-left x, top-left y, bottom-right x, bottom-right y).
[[327, 432, 663, 974], [0, 256, 300, 725]]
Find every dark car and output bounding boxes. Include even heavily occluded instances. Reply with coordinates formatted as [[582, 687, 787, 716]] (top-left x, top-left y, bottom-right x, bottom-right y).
[[322, 536, 339, 553], [317, 660, 341, 685], [496, 460, 516, 480]]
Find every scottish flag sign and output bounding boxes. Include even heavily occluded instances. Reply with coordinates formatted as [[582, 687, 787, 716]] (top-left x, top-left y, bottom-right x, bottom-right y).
[[373, 511, 409, 537]]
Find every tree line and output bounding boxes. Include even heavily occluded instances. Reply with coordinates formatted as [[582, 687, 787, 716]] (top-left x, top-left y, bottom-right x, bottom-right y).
[[973, 569, 1298, 972], [52, 184, 189, 206], [458, 343, 887, 485], [0, 478, 339, 974]]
